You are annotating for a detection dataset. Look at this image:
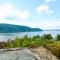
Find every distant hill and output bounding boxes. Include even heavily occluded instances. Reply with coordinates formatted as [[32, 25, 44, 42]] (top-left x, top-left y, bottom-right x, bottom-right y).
[[0, 24, 42, 33]]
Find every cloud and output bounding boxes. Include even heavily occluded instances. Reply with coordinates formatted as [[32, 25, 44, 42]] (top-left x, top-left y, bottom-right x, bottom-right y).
[[0, 3, 30, 19], [36, 5, 49, 13], [28, 20, 60, 30], [36, 5, 53, 14], [40, 21, 60, 30], [16, 10, 30, 19], [0, 4, 14, 18], [45, 0, 56, 3]]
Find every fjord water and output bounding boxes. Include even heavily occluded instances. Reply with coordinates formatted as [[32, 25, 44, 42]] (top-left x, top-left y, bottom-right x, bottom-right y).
[[0, 31, 60, 41]]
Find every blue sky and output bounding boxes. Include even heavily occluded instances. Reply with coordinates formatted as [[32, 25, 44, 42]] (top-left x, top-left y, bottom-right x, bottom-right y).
[[0, 0, 60, 30]]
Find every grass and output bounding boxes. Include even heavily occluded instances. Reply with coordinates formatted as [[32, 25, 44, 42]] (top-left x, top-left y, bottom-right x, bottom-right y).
[[0, 34, 60, 59]]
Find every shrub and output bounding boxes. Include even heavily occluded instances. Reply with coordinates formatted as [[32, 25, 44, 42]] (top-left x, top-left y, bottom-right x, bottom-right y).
[[56, 34, 60, 41], [46, 41, 60, 59], [43, 34, 53, 40]]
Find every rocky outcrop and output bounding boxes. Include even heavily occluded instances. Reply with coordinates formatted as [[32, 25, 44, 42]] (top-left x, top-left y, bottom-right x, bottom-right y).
[[0, 47, 59, 60], [31, 47, 59, 60]]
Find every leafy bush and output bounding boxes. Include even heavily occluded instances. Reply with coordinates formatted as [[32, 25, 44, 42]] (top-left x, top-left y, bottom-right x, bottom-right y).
[[46, 41, 60, 59], [43, 34, 53, 40], [56, 34, 60, 40]]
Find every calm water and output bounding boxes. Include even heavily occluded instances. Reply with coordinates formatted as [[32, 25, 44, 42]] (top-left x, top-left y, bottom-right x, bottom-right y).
[[0, 31, 60, 41]]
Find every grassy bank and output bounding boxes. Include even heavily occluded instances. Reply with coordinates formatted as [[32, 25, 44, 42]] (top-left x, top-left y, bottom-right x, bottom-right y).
[[0, 34, 60, 59]]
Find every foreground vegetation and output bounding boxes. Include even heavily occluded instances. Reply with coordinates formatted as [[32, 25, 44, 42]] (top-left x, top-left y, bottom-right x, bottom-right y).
[[0, 34, 60, 59]]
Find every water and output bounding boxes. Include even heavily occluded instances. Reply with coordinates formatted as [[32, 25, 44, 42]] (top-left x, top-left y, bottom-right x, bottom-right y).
[[0, 31, 60, 41]]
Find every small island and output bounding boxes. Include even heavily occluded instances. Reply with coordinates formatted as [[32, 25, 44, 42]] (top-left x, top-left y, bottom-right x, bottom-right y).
[[0, 23, 42, 33]]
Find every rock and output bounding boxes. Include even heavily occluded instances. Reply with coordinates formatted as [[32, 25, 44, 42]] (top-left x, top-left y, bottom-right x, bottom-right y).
[[31, 47, 59, 60], [0, 47, 59, 60], [0, 48, 40, 60]]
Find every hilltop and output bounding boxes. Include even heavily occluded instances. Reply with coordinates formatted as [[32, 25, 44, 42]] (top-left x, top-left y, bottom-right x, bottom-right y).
[[0, 23, 42, 33]]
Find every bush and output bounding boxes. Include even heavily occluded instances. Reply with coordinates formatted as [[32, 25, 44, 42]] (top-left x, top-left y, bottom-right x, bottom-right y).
[[43, 34, 53, 40], [46, 41, 60, 59], [56, 34, 60, 41]]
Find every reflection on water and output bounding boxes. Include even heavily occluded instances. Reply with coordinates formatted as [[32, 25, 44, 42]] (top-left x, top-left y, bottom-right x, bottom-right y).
[[0, 31, 60, 41]]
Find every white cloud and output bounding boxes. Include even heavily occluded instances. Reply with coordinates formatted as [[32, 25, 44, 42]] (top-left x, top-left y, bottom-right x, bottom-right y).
[[36, 5, 49, 13], [45, 0, 51, 3], [36, 5, 53, 14], [16, 10, 30, 19], [0, 3, 30, 19], [0, 4, 15, 18], [43, 21, 60, 30], [45, 0, 56, 3], [28, 20, 60, 30]]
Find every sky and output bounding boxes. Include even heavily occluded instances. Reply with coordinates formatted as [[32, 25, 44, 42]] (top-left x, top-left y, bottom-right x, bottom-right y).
[[0, 0, 60, 30]]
